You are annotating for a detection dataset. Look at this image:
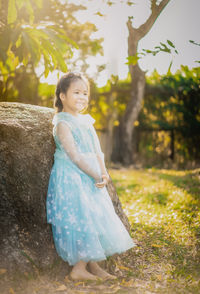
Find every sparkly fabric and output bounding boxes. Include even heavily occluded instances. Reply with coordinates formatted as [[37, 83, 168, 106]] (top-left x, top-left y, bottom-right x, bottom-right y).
[[46, 111, 137, 265]]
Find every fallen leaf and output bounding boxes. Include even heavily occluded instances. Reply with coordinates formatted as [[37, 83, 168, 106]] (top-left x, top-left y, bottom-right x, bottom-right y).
[[114, 261, 131, 271], [9, 288, 16, 294], [56, 284, 67, 291], [109, 284, 116, 288], [155, 274, 162, 281], [117, 265, 131, 271], [151, 244, 163, 247], [64, 275, 69, 281], [120, 278, 126, 284], [111, 286, 121, 293], [0, 268, 7, 274], [120, 278, 135, 287], [74, 281, 85, 286]]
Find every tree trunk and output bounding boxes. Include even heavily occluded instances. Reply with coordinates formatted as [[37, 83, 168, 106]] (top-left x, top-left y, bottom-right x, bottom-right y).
[[104, 91, 118, 162], [119, 0, 171, 165], [120, 64, 146, 165], [0, 102, 132, 275]]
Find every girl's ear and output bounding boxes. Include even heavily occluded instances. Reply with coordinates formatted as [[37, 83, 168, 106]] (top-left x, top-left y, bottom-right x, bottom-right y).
[[59, 92, 64, 101]]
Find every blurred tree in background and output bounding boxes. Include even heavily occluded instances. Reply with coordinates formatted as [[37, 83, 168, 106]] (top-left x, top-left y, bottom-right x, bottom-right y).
[[138, 66, 200, 165], [88, 66, 200, 166]]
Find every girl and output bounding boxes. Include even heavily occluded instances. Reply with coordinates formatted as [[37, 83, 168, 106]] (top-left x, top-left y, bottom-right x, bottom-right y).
[[46, 72, 137, 281]]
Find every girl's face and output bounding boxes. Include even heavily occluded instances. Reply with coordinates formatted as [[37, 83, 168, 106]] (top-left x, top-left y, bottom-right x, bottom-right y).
[[60, 79, 89, 115]]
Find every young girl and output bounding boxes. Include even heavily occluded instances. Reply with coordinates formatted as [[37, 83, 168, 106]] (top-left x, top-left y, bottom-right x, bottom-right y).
[[46, 72, 137, 281]]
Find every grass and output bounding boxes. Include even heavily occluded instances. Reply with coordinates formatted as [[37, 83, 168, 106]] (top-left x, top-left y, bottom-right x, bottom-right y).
[[108, 167, 200, 293], [1, 167, 199, 294]]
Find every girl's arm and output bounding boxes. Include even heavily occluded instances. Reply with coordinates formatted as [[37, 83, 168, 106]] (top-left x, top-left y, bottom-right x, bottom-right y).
[[56, 122, 102, 182], [96, 154, 108, 176], [90, 125, 109, 179]]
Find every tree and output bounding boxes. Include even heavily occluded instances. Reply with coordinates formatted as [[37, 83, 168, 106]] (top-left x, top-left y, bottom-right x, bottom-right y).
[[0, 0, 103, 103], [119, 0, 171, 165]]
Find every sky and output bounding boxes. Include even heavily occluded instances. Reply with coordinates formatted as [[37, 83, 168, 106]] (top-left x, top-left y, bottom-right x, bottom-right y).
[[39, 0, 200, 87]]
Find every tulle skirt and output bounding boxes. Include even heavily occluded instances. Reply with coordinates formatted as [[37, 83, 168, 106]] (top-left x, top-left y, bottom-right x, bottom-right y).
[[46, 155, 137, 266]]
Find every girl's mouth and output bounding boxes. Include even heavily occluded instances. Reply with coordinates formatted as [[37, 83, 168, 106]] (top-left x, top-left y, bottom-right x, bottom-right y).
[[76, 99, 87, 110], [76, 103, 85, 110]]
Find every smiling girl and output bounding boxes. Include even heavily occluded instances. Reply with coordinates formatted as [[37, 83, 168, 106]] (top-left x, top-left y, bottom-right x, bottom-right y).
[[46, 72, 137, 281]]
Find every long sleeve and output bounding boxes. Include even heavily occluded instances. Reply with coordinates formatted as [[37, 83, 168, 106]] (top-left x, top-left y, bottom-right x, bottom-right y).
[[56, 121, 102, 181], [90, 124, 109, 177]]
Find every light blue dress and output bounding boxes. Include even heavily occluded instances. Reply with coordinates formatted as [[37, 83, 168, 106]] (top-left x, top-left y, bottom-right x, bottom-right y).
[[46, 111, 137, 266]]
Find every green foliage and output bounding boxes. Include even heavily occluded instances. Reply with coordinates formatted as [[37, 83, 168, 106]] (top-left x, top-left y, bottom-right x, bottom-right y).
[[38, 82, 55, 106], [0, 0, 75, 82], [125, 54, 140, 66], [142, 40, 178, 55], [189, 40, 200, 63], [126, 40, 178, 66], [0, 0, 103, 102], [90, 66, 200, 163], [89, 75, 131, 129], [139, 66, 200, 161]]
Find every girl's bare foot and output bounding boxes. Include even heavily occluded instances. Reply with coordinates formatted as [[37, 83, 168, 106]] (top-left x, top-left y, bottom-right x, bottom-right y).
[[87, 261, 117, 280], [69, 268, 100, 281], [69, 260, 101, 281]]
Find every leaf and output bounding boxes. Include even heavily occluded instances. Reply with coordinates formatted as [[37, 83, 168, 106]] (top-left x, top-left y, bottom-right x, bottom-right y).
[[156, 274, 162, 281], [56, 284, 67, 291], [16, 35, 22, 48], [127, 1, 135, 5], [25, 0, 35, 24], [151, 244, 163, 247], [8, 0, 17, 24], [120, 278, 135, 286], [0, 268, 7, 274], [110, 286, 121, 293], [16, 0, 25, 9], [95, 11, 105, 17], [117, 265, 131, 271], [115, 261, 131, 271], [189, 40, 200, 46], [125, 54, 140, 66], [167, 60, 173, 75], [9, 288, 16, 294], [167, 40, 175, 48], [74, 281, 85, 286], [34, 0, 43, 9]]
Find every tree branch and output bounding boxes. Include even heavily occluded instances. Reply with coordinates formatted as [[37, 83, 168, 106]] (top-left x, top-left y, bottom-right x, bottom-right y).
[[137, 0, 171, 39]]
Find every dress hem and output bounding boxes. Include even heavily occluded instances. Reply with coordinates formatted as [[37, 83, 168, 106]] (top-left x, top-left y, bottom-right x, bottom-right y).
[[55, 241, 137, 266]]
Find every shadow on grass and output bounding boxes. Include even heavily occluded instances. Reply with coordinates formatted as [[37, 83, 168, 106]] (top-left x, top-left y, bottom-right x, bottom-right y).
[[150, 169, 200, 245], [152, 169, 200, 202], [112, 179, 139, 195], [146, 191, 169, 205]]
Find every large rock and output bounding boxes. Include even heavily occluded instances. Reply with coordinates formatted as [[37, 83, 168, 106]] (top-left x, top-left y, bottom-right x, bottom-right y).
[[0, 102, 131, 274]]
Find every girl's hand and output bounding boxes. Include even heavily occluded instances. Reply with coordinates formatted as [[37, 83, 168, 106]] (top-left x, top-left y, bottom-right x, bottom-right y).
[[95, 174, 109, 188]]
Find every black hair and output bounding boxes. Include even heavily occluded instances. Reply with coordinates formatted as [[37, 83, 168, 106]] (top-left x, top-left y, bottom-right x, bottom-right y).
[[53, 71, 90, 113]]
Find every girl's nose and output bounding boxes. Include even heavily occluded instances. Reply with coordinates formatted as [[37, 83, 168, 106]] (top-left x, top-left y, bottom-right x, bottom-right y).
[[79, 95, 87, 101]]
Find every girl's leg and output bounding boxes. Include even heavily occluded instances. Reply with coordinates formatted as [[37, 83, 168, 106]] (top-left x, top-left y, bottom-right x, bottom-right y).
[[69, 260, 99, 281], [87, 261, 117, 280]]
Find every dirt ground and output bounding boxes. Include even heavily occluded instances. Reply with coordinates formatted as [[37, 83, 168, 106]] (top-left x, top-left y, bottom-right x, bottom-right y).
[[0, 249, 162, 294]]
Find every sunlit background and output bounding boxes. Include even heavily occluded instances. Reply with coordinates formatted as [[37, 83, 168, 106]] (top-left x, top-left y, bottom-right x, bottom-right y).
[[1, 0, 199, 166], [38, 0, 200, 87]]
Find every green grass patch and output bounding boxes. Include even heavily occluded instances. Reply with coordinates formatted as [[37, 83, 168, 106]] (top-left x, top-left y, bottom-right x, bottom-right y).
[[108, 167, 200, 293]]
